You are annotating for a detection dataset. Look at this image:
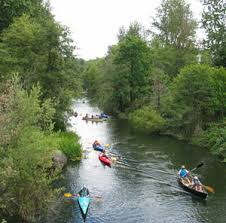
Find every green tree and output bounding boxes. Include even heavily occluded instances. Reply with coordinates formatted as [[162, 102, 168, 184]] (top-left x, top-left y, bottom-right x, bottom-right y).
[[0, 77, 58, 222], [202, 0, 226, 67], [114, 22, 151, 111], [169, 64, 217, 136], [0, 14, 82, 130], [211, 67, 226, 119], [152, 0, 197, 75], [0, 0, 50, 32]]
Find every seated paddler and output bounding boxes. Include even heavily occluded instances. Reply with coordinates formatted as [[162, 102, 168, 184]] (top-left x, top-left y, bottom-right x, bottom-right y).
[[92, 140, 104, 151], [178, 165, 191, 184]]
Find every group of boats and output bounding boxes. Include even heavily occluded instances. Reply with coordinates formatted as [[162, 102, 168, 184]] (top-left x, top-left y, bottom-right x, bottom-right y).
[[65, 138, 213, 221], [93, 141, 112, 167], [82, 113, 109, 122], [64, 141, 112, 221]]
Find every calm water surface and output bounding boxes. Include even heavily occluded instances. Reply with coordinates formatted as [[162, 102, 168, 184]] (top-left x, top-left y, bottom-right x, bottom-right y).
[[53, 100, 226, 223]]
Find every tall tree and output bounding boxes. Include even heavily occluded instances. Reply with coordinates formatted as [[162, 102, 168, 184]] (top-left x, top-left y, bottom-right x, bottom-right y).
[[0, 0, 49, 32], [0, 14, 82, 130], [202, 0, 226, 67], [152, 0, 197, 75], [114, 22, 151, 111]]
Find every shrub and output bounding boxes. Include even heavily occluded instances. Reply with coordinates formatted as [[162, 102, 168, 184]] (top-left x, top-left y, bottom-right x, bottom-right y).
[[128, 106, 165, 134], [192, 122, 226, 158], [58, 132, 82, 161]]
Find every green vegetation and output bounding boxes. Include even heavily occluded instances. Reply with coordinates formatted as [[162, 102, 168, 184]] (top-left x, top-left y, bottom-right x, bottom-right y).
[[57, 132, 82, 161], [0, 0, 83, 222], [128, 106, 165, 134], [83, 0, 226, 160], [0, 77, 82, 222]]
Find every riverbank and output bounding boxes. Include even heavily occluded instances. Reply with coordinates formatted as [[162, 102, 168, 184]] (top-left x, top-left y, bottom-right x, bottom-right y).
[[119, 107, 226, 163]]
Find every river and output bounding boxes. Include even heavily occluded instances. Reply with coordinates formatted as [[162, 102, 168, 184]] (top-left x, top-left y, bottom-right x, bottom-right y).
[[53, 99, 226, 223]]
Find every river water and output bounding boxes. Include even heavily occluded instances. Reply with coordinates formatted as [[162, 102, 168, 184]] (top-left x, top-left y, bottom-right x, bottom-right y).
[[54, 100, 226, 223]]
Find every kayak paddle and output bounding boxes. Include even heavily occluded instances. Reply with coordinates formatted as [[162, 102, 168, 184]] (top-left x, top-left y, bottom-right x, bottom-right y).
[[64, 193, 101, 199], [64, 193, 76, 198]]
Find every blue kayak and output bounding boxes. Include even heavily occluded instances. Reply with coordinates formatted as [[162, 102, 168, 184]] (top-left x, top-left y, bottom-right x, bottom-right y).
[[78, 187, 91, 217], [93, 144, 104, 152]]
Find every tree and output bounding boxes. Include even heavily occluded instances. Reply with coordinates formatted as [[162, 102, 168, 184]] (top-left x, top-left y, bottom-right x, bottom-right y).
[[152, 0, 198, 74], [202, 0, 226, 67], [0, 77, 58, 222], [114, 22, 151, 111], [211, 67, 226, 119], [0, 14, 82, 130], [0, 0, 49, 32], [169, 64, 218, 136]]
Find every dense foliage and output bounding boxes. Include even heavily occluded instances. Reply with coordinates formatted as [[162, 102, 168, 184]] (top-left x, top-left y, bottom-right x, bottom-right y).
[[128, 106, 165, 134], [0, 0, 83, 222], [57, 132, 82, 161], [83, 0, 226, 160], [202, 0, 226, 67], [0, 78, 81, 222]]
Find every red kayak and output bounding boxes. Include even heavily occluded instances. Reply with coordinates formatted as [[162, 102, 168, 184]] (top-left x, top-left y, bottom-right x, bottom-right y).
[[99, 153, 111, 167]]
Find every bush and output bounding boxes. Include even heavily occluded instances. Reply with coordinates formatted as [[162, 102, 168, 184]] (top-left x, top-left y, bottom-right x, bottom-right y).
[[192, 122, 226, 158], [128, 106, 165, 134], [58, 132, 82, 161]]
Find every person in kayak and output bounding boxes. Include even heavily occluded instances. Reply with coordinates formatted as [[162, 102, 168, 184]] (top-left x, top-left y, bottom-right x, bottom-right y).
[[192, 176, 203, 191], [93, 140, 105, 152], [178, 165, 191, 184], [101, 150, 108, 158], [93, 140, 101, 147], [78, 186, 90, 197]]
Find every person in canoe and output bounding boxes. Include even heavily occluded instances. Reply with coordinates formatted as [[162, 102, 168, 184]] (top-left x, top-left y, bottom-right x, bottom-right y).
[[192, 176, 203, 191], [100, 113, 108, 119], [178, 165, 192, 184], [93, 140, 104, 152], [82, 113, 89, 120]]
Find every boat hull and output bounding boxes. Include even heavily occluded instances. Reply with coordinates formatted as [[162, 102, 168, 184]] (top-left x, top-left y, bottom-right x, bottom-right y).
[[177, 177, 208, 199], [99, 154, 111, 167], [93, 145, 104, 152], [78, 197, 91, 216], [77, 187, 91, 219]]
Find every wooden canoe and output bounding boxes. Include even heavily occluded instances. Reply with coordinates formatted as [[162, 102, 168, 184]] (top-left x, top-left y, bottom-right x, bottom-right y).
[[177, 177, 208, 199]]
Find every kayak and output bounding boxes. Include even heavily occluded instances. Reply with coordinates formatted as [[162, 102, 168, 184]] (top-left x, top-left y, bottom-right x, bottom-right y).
[[93, 144, 104, 152], [78, 187, 91, 218], [177, 177, 208, 199], [99, 153, 111, 167]]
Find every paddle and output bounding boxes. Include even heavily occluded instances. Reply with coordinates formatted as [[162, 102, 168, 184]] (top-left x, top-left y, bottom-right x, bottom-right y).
[[64, 193, 102, 199], [202, 185, 214, 193], [189, 162, 215, 193], [190, 162, 204, 172], [64, 193, 76, 198]]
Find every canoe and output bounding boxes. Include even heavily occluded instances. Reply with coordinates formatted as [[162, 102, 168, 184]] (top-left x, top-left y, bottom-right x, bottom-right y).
[[78, 187, 91, 218], [177, 177, 208, 199], [82, 117, 105, 122], [99, 153, 111, 167], [93, 144, 104, 152]]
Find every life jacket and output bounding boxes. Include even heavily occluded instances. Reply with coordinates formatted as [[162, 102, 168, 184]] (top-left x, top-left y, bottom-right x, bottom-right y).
[[179, 169, 188, 177]]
